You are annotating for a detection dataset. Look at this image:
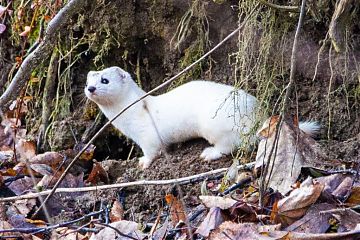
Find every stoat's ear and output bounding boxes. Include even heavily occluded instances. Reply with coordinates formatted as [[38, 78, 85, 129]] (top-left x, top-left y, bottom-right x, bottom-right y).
[[114, 67, 127, 83]]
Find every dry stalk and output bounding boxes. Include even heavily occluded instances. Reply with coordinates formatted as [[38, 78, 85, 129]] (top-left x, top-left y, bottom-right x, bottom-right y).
[[258, 0, 307, 207]]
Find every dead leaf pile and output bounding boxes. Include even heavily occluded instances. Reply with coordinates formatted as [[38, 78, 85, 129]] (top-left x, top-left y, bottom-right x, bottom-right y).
[[0, 115, 100, 238]]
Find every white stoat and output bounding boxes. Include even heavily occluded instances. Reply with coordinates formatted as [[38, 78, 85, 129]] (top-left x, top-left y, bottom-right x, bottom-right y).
[[85, 66, 319, 169]]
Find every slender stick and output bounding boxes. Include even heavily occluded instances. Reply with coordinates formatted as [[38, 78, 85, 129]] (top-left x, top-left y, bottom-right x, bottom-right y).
[[0, 210, 104, 234], [258, 0, 307, 207], [32, 5, 259, 218], [282, 0, 307, 115], [1, 162, 255, 202]]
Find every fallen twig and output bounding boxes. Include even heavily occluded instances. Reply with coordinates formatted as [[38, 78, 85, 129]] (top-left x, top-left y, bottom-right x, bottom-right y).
[[0, 162, 255, 202], [32, 5, 260, 218], [0, 209, 104, 234]]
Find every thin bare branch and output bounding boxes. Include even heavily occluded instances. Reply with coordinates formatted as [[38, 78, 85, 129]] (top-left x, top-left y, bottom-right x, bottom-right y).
[[1, 162, 255, 202], [0, 210, 104, 234], [0, 0, 86, 112], [259, 0, 307, 207], [283, 0, 307, 113]]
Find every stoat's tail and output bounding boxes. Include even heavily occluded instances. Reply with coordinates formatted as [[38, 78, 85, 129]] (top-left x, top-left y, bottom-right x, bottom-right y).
[[299, 121, 321, 137]]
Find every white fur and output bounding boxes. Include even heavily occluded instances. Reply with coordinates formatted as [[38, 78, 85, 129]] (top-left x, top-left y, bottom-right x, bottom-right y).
[[85, 67, 259, 168], [85, 66, 319, 169], [298, 121, 320, 137]]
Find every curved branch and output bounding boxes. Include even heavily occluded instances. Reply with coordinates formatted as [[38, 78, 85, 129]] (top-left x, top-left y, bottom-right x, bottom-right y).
[[282, 0, 307, 112], [0, 0, 87, 112]]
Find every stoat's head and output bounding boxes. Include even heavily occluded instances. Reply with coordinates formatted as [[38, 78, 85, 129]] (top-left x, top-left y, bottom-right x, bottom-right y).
[[85, 66, 133, 106]]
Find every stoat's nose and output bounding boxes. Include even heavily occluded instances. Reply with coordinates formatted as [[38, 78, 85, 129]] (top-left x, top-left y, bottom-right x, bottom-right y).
[[87, 86, 96, 93]]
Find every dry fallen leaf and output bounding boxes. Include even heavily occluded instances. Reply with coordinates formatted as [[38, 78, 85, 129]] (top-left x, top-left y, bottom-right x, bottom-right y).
[[329, 208, 360, 232], [196, 207, 225, 237], [86, 162, 109, 184], [13, 162, 27, 174], [152, 218, 170, 240], [199, 195, 237, 210], [29, 151, 64, 166], [6, 96, 31, 119], [16, 139, 36, 160], [25, 218, 46, 227], [0, 151, 13, 162], [210, 220, 360, 239], [314, 173, 354, 200], [346, 186, 360, 206], [0, 221, 15, 238], [8, 176, 38, 195], [13, 199, 37, 215], [270, 199, 279, 223], [229, 201, 259, 222], [285, 203, 336, 233], [256, 115, 280, 138], [0, 124, 13, 151], [110, 200, 124, 222], [53, 227, 87, 240], [89, 220, 145, 240], [8, 213, 38, 229], [2, 117, 21, 138], [276, 178, 324, 226], [37, 172, 84, 189], [255, 117, 331, 195], [165, 193, 187, 227], [285, 203, 360, 233], [30, 163, 53, 176], [209, 222, 286, 240]]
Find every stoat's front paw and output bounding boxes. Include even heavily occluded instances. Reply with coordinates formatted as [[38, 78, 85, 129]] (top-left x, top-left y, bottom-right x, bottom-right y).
[[200, 147, 223, 161], [139, 156, 152, 170]]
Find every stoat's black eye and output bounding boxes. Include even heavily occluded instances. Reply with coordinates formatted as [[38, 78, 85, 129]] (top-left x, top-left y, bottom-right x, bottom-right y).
[[101, 77, 109, 84], [101, 78, 109, 84]]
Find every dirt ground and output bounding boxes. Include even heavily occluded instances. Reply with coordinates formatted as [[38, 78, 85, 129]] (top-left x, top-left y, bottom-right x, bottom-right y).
[[97, 139, 234, 222]]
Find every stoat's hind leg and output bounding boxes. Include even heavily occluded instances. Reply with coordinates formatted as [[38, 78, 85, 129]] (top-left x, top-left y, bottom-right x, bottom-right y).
[[200, 140, 233, 161]]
